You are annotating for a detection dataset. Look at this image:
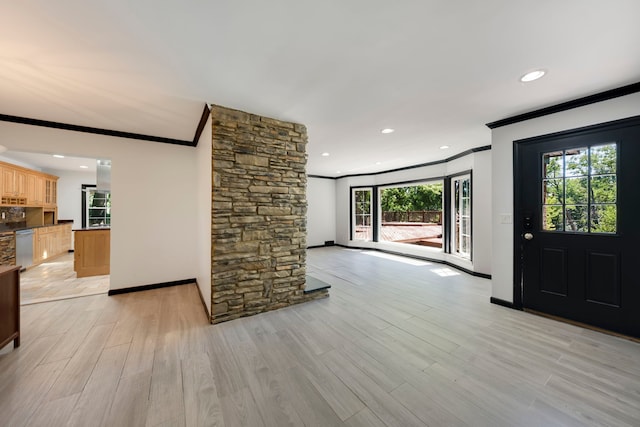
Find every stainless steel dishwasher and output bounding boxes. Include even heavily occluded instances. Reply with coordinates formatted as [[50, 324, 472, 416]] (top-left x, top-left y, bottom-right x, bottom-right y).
[[15, 229, 34, 271]]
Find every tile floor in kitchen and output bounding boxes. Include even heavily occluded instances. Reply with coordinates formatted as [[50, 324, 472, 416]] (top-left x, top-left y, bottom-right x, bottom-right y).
[[19, 253, 109, 305]]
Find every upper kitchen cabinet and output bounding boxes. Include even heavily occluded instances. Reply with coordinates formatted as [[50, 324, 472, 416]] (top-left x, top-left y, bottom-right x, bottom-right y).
[[1, 166, 27, 205], [26, 173, 44, 205], [0, 162, 58, 208], [44, 178, 57, 207]]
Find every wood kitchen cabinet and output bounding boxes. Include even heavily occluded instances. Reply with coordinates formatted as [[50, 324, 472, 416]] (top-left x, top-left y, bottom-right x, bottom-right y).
[[45, 178, 57, 207], [26, 173, 44, 205], [33, 227, 50, 264], [60, 223, 72, 252], [0, 161, 58, 208], [74, 228, 110, 278], [1, 166, 27, 204], [32, 224, 72, 265]]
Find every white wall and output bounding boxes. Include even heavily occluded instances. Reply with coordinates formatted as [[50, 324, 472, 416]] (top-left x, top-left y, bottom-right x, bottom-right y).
[[491, 92, 640, 303], [335, 150, 492, 275], [195, 115, 212, 317], [44, 169, 96, 249], [0, 155, 42, 170], [306, 177, 336, 247], [470, 149, 492, 275], [0, 121, 200, 291]]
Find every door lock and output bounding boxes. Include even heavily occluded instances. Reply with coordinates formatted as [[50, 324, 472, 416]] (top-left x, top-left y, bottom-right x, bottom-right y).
[[523, 232, 534, 240]]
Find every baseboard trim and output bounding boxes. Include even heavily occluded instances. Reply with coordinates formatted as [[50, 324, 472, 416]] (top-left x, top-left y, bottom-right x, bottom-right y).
[[108, 278, 196, 296], [490, 297, 517, 309], [325, 244, 492, 279], [193, 279, 212, 322], [307, 241, 336, 249], [474, 272, 491, 279]]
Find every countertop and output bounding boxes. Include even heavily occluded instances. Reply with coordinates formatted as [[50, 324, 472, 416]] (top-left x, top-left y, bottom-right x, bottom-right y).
[[0, 265, 21, 274], [73, 227, 111, 232], [0, 221, 74, 234]]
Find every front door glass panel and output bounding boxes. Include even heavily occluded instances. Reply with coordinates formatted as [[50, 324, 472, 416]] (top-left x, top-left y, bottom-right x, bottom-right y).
[[542, 143, 617, 234]]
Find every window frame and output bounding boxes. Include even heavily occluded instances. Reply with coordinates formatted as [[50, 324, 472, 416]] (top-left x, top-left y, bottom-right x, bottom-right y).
[[350, 186, 374, 241], [450, 173, 472, 260], [349, 172, 474, 263], [377, 179, 444, 249], [81, 184, 111, 228]]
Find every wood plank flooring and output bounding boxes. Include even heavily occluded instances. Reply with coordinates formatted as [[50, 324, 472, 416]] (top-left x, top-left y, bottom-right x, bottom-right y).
[[1, 246, 639, 426], [19, 253, 109, 305]]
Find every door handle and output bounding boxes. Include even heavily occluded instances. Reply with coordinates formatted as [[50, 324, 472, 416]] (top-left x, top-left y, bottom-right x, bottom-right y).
[[523, 232, 534, 240]]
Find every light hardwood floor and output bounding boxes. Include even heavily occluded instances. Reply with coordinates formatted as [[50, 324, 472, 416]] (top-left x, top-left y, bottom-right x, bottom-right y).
[[20, 253, 110, 305], [1, 247, 639, 426]]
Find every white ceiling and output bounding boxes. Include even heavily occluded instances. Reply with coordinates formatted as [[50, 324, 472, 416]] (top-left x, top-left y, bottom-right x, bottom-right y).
[[1, 1, 639, 177], [0, 151, 97, 173]]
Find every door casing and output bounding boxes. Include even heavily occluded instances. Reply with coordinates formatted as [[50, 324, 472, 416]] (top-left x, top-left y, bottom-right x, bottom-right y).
[[513, 115, 640, 312]]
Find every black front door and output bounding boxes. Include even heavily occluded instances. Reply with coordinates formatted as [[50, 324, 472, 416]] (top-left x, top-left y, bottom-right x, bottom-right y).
[[515, 116, 640, 338]]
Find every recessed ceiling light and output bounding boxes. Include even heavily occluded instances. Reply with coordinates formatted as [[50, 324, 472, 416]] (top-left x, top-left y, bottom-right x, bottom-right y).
[[520, 69, 546, 83], [79, 165, 89, 169], [440, 145, 450, 150], [381, 128, 395, 134], [53, 154, 65, 158], [336, 170, 341, 174], [375, 161, 382, 165], [321, 152, 330, 157]]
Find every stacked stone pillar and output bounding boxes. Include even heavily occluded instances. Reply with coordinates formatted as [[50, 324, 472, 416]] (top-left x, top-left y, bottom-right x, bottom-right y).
[[210, 104, 328, 323]]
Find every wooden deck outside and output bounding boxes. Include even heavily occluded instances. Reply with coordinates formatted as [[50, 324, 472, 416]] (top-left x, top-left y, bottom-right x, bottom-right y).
[[354, 223, 443, 247]]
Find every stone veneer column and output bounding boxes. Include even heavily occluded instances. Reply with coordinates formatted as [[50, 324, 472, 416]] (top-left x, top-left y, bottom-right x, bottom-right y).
[[210, 104, 328, 323]]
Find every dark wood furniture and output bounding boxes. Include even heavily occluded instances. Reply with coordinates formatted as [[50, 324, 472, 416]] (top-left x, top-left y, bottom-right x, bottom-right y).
[[0, 265, 21, 349]]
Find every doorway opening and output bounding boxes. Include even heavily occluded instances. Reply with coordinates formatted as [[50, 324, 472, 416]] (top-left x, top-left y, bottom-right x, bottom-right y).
[[0, 150, 111, 304]]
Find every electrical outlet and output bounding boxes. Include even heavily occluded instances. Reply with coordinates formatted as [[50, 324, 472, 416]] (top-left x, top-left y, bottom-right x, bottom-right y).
[[22, 212, 26, 218], [1, 212, 5, 219]]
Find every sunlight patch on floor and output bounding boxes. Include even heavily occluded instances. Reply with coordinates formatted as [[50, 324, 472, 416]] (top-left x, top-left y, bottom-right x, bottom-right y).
[[431, 267, 460, 277], [362, 250, 432, 266]]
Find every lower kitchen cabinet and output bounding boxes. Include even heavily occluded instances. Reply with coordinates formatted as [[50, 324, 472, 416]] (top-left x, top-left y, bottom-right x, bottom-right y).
[[32, 223, 72, 265]]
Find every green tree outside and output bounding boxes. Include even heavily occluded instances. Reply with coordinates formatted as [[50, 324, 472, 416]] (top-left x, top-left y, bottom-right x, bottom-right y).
[[543, 144, 616, 233], [380, 184, 442, 212]]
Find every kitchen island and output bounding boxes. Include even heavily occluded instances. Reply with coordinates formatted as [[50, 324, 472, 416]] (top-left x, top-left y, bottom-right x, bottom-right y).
[[73, 227, 110, 278]]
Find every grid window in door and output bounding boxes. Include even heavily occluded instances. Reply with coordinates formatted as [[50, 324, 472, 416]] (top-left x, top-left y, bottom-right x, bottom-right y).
[[353, 188, 372, 241], [542, 143, 616, 233]]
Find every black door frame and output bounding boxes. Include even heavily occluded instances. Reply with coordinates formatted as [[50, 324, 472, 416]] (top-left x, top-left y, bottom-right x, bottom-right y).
[[513, 115, 640, 311]]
